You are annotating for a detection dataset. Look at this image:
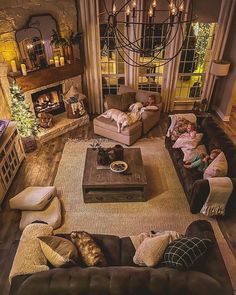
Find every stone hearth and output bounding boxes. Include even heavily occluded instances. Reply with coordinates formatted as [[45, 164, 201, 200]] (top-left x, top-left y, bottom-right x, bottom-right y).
[[36, 112, 89, 144]]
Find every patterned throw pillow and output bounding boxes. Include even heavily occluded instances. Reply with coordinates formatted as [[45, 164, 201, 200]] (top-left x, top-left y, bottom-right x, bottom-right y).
[[171, 118, 191, 141], [71, 231, 107, 267], [162, 237, 211, 270]]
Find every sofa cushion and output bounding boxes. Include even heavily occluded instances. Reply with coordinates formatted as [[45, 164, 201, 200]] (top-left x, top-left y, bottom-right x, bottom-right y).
[[203, 152, 228, 179], [133, 233, 170, 267], [162, 237, 211, 270], [9, 186, 56, 211], [105, 92, 136, 111], [94, 116, 142, 136], [20, 197, 62, 230], [38, 236, 79, 267], [173, 133, 203, 149], [136, 90, 161, 104]]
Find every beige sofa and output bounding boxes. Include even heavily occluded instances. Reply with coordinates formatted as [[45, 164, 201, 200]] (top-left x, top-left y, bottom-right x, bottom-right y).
[[93, 85, 162, 145]]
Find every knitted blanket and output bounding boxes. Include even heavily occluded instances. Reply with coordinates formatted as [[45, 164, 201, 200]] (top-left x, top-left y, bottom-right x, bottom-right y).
[[201, 177, 233, 217]]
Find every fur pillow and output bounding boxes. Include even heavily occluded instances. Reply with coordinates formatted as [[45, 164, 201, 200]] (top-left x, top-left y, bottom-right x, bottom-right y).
[[133, 233, 170, 267], [71, 231, 107, 267], [204, 152, 228, 179], [181, 144, 207, 162], [173, 133, 203, 149]]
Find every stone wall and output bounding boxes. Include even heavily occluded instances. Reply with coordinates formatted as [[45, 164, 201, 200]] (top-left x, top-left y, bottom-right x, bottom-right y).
[[0, 0, 78, 65], [0, 0, 78, 118]]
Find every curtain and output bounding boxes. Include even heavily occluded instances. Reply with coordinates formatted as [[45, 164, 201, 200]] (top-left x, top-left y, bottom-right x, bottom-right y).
[[125, 0, 143, 89], [162, 0, 191, 112], [79, 0, 102, 114]]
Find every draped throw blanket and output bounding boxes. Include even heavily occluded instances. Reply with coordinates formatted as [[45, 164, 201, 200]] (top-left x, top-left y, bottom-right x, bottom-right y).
[[201, 177, 233, 217]]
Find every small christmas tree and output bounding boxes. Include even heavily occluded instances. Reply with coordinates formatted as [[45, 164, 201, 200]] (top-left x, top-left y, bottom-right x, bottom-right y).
[[10, 81, 39, 137]]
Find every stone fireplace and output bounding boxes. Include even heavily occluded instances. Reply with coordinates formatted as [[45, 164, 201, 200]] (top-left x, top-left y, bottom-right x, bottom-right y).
[[32, 84, 65, 116]]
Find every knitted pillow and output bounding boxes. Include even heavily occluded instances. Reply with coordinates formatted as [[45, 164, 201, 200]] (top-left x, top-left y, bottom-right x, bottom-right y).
[[162, 237, 211, 270], [71, 231, 107, 267]]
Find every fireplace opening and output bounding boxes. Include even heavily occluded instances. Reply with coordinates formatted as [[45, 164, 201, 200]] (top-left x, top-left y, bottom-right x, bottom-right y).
[[31, 84, 65, 116]]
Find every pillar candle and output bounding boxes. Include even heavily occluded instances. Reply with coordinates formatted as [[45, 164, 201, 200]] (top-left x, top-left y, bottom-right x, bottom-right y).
[[11, 60, 17, 73], [55, 60, 60, 67], [60, 56, 65, 66], [21, 63, 27, 76], [54, 56, 59, 62], [49, 59, 54, 65]]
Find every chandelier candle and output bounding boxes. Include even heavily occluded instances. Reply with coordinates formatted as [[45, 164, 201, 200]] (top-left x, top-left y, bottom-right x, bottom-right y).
[[102, 0, 196, 68]]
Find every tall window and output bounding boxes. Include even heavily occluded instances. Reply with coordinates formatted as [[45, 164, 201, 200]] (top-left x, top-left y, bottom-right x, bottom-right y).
[[175, 23, 216, 101], [138, 24, 167, 93], [100, 24, 125, 95]]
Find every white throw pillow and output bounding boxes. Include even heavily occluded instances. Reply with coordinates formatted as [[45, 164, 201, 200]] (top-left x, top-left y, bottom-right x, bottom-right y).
[[9, 186, 57, 210], [9, 223, 53, 282], [173, 133, 203, 149], [204, 152, 228, 179], [133, 233, 170, 267], [181, 144, 207, 162], [20, 197, 62, 231]]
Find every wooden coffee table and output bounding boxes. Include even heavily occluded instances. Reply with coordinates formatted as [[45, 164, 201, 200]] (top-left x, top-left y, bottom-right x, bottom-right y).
[[82, 148, 147, 203]]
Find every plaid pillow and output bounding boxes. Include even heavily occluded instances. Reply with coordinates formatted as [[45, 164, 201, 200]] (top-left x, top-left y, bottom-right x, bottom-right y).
[[162, 237, 211, 270]]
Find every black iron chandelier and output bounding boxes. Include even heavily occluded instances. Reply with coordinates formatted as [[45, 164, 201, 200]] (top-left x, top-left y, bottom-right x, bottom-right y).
[[101, 0, 197, 67]]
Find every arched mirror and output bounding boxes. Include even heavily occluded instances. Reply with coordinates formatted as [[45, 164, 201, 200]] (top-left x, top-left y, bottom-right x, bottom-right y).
[[16, 14, 59, 70]]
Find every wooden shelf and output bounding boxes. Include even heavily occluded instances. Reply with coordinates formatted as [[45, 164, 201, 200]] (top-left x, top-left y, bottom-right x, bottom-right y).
[[11, 61, 84, 92]]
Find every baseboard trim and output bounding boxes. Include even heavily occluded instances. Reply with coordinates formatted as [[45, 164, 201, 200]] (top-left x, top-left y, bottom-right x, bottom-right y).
[[213, 106, 230, 122]]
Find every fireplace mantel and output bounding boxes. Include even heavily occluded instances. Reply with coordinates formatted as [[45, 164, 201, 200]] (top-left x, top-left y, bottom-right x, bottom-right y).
[[11, 61, 84, 92]]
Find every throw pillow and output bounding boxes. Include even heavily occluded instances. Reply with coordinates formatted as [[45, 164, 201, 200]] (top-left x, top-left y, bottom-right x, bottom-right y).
[[181, 144, 207, 162], [9, 223, 53, 282], [9, 186, 57, 210], [170, 118, 191, 141], [133, 233, 170, 267], [162, 237, 211, 270], [105, 92, 136, 111], [71, 231, 107, 267], [204, 152, 228, 179], [173, 133, 203, 149], [38, 236, 79, 267]]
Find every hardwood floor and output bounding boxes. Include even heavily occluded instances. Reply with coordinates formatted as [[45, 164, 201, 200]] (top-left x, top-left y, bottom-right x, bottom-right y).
[[0, 111, 235, 294]]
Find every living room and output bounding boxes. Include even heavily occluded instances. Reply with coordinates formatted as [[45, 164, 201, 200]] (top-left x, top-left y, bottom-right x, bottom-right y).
[[0, 0, 236, 294]]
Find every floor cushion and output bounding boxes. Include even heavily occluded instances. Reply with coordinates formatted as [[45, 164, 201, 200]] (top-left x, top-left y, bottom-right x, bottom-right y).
[[9, 223, 53, 282], [20, 197, 62, 230], [9, 186, 57, 210]]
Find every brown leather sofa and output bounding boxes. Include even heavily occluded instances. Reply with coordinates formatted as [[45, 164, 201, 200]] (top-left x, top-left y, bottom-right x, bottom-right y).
[[165, 115, 236, 214], [10, 220, 233, 295], [94, 86, 162, 145]]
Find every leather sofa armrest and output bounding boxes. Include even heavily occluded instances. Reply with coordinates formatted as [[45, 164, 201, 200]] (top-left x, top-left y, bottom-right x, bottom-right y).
[[190, 178, 236, 214]]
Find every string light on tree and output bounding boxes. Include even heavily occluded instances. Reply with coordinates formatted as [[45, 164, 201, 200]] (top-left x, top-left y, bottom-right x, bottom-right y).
[[10, 81, 39, 137]]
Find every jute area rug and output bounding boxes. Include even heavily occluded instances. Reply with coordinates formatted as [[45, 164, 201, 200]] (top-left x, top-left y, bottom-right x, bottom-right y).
[[54, 138, 236, 291]]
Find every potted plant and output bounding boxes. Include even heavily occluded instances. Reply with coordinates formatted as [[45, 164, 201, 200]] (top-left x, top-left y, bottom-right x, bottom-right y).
[[10, 81, 39, 153], [90, 140, 114, 166]]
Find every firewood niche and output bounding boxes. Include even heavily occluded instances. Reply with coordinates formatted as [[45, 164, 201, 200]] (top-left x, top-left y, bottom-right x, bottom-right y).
[[12, 61, 84, 92]]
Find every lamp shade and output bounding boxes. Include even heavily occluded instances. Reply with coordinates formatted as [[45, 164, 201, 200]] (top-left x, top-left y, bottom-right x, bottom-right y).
[[210, 60, 230, 76]]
